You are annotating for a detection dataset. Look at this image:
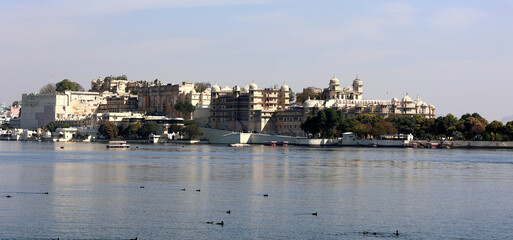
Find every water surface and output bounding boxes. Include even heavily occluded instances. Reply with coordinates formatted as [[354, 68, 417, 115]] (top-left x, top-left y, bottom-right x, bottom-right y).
[[1, 142, 512, 239]]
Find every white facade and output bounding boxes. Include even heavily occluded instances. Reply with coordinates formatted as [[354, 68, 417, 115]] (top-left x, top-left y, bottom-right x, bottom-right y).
[[21, 91, 103, 130]]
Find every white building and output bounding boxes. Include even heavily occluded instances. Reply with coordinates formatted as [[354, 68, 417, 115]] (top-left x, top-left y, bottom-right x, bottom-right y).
[[21, 91, 103, 130]]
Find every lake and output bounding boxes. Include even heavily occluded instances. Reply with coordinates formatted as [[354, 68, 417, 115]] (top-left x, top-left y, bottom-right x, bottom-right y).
[[1, 141, 512, 239]]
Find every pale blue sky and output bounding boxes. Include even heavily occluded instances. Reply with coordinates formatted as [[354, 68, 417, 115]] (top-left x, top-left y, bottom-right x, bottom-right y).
[[1, 0, 512, 121]]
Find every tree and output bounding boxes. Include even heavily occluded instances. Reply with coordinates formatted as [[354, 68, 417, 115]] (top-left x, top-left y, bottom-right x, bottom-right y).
[[168, 124, 184, 133], [1, 123, 12, 130], [296, 87, 322, 103], [319, 108, 340, 138], [486, 120, 504, 140], [99, 121, 119, 139], [457, 117, 486, 140], [388, 115, 416, 134], [56, 79, 84, 92], [183, 124, 202, 139], [301, 115, 321, 137], [46, 122, 58, 132], [352, 123, 372, 137], [432, 114, 458, 137], [289, 88, 296, 102], [194, 82, 211, 93], [39, 83, 56, 93], [174, 101, 196, 119], [104, 75, 127, 81], [120, 121, 142, 139], [138, 121, 159, 138], [371, 121, 397, 136]]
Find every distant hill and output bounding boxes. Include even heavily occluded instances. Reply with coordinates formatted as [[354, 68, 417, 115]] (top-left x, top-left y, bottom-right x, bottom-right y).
[[502, 114, 513, 123]]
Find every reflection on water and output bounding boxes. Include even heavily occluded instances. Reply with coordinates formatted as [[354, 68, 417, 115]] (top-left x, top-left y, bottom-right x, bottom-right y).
[[1, 141, 513, 239]]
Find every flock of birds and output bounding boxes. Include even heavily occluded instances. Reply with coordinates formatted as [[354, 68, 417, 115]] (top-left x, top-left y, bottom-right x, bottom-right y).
[[5, 187, 401, 239]]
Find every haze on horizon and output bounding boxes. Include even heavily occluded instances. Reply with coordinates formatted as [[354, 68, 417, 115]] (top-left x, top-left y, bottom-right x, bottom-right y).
[[1, 0, 512, 122]]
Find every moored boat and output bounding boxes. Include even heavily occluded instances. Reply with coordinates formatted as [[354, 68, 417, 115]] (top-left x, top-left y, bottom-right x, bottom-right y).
[[229, 143, 250, 147], [107, 141, 130, 148]]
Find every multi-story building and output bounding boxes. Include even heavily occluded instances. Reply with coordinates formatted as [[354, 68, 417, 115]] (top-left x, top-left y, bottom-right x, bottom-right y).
[[137, 81, 210, 119], [97, 94, 138, 113], [209, 82, 290, 133], [20, 91, 103, 129], [299, 76, 435, 119], [211, 76, 435, 136]]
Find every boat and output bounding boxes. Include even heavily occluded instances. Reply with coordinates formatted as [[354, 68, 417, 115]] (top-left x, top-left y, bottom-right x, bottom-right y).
[[277, 141, 289, 146], [229, 143, 250, 147], [107, 141, 130, 148]]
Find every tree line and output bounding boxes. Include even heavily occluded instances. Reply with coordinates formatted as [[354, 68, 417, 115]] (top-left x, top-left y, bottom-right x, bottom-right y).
[[301, 109, 513, 141], [98, 120, 202, 140]]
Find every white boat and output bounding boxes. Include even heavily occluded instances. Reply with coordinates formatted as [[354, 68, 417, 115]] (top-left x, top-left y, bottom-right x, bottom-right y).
[[107, 141, 130, 148], [229, 143, 250, 147]]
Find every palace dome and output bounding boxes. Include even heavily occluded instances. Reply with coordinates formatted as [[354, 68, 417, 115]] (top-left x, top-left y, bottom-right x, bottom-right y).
[[353, 76, 362, 86], [211, 83, 220, 92], [249, 82, 258, 90], [304, 98, 316, 108], [402, 95, 413, 102], [281, 83, 289, 91], [330, 76, 340, 85]]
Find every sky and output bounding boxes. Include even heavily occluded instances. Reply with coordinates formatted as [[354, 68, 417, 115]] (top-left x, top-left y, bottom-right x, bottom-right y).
[[1, 0, 513, 122]]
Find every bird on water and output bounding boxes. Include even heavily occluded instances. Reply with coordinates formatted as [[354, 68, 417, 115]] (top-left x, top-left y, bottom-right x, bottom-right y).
[[181, 188, 186, 191], [196, 189, 201, 192], [216, 221, 224, 226], [263, 194, 268, 197], [312, 212, 318, 216], [226, 210, 231, 214], [395, 230, 399, 236], [206, 221, 213, 224]]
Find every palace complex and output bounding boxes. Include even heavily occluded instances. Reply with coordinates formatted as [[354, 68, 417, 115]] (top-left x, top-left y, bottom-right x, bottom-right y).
[[18, 75, 435, 137]]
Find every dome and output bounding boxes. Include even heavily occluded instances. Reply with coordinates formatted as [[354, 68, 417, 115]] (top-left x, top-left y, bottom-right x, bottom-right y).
[[211, 83, 220, 92], [402, 95, 413, 102], [429, 104, 435, 109], [303, 98, 316, 108], [222, 86, 231, 91], [421, 102, 428, 107], [414, 95, 423, 105], [242, 85, 249, 92], [329, 76, 340, 85], [233, 85, 241, 91], [281, 83, 289, 91], [249, 82, 258, 90], [391, 97, 399, 103], [353, 75, 362, 86]]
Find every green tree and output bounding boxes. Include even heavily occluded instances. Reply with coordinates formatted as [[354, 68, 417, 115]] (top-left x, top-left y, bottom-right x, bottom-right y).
[[388, 115, 416, 134], [336, 118, 358, 135], [46, 122, 58, 132], [174, 101, 196, 119], [194, 82, 211, 93], [120, 121, 142, 139], [56, 79, 84, 92], [183, 124, 202, 139], [168, 124, 184, 133], [352, 123, 372, 137], [432, 114, 458, 137], [371, 120, 397, 136], [301, 115, 321, 137], [99, 121, 118, 139], [486, 120, 504, 141], [138, 121, 159, 138], [289, 88, 296, 102], [39, 83, 56, 93]]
